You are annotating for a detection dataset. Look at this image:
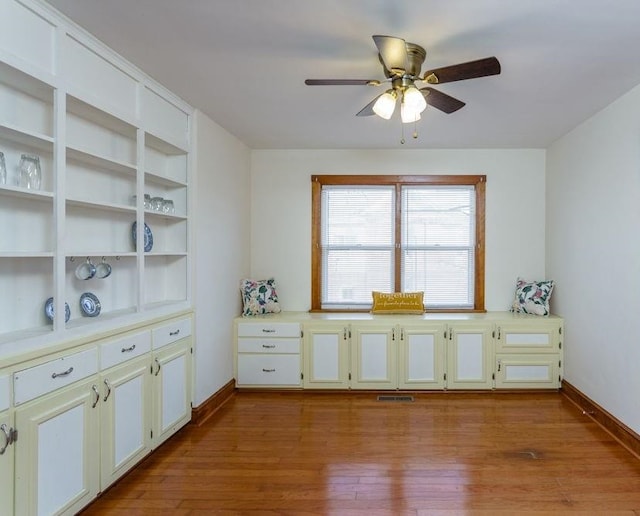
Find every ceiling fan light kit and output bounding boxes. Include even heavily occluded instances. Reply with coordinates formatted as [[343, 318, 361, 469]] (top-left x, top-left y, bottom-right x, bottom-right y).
[[372, 89, 397, 119], [305, 35, 501, 142]]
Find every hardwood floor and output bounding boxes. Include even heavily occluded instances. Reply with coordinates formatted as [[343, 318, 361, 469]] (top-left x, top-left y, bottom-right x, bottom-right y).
[[81, 391, 640, 515]]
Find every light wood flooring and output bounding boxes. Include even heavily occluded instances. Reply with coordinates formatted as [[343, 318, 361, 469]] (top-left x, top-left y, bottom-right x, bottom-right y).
[[81, 391, 640, 515]]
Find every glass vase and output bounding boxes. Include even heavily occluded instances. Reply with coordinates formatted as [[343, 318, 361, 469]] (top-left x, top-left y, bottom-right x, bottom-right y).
[[18, 154, 41, 190]]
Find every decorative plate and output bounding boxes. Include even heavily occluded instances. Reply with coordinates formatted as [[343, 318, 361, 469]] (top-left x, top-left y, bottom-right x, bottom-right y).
[[44, 297, 71, 323], [79, 292, 101, 317], [131, 222, 153, 252]]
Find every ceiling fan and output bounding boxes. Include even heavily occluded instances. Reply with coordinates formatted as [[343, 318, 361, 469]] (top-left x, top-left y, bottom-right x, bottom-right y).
[[305, 35, 501, 124]]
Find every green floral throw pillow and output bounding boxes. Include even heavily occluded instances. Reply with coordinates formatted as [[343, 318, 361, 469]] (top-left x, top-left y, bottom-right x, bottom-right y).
[[511, 277, 554, 316], [240, 278, 281, 316]]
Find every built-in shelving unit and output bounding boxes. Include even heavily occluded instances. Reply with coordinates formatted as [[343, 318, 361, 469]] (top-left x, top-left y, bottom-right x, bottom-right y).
[[0, 0, 192, 353]]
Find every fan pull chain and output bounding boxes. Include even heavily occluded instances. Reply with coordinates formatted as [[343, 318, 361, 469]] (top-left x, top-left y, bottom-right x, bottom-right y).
[[400, 119, 420, 144]]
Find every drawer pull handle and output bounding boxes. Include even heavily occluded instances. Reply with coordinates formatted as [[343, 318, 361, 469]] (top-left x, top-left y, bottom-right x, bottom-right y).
[[262, 344, 276, 349], [262, 329, 276, 333], [0, 424, 10, 455], [103, 379, 112, 402], [121, 344, 136, 353], [52, 366, 74, 379], [91, 384, 100, 408], [169, 329, 181, 336], [262, 368, 276, 373]]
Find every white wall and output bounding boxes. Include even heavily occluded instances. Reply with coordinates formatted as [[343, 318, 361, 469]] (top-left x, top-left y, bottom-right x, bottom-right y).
[[192, 110, 251, 406], [250, 149, 546, 312], [547, 85, 640, 434]]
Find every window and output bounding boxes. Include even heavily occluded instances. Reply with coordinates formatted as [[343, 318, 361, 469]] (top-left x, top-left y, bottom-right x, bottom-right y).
[[311, 175, 485, 311]]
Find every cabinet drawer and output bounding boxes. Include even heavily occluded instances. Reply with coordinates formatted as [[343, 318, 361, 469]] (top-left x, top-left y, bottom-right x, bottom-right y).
[[101, 330, 151, 370], [238, 338, 300, 354], [237, 322, 300, 338], [14, 348, 99, 405], [0, 374, 9, 412], [153, 317, 192, 350], [496, 325, 560, 353], [237, 354, 301, 386], [495, 354, 560, 389]]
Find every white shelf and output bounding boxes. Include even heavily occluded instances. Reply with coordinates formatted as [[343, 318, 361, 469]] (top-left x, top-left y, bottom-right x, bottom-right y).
[[66, 146, 137, 176], [0, 60, 53, 103], [0, 124, 54, 152], [65, 307, 139, 330], [144, 171, 187, 188], [0, 252, 53, 258], [67, 95, 137, 138], [0, 184, 54, 201], [66, 197, 137, 215], [65, 252, 137, 260], [145, 131, 188, 155], [144, 210, 187, 221], [145, 252, 188, 258]]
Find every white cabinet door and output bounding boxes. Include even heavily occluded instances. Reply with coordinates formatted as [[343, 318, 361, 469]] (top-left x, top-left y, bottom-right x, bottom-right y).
[[351, 324, 396, 389], [152, 338, 191, 448], [0, 409, 15, 516], [15, 377, 100, 516], [398, 323, 447, 389], [304, 324, 350, 389], [447, 323, 494, 389], [100, 356, 152, 490]]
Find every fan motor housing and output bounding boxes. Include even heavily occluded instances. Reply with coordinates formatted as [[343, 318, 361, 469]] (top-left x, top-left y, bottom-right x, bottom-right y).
[[380, 42, 426, 79]]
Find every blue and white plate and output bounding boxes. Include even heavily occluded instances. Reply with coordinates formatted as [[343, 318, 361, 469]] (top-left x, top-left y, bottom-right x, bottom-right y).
[[79, 292, 101, 317], [44, 297, 71, 323], [131, 222, 153, 252]]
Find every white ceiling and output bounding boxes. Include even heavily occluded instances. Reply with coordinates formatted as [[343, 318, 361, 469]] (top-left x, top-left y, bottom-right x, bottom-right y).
[[47, 0, 640, 150]]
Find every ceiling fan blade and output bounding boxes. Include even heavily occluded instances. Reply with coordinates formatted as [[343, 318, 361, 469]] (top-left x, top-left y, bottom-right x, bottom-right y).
[[423, 57, 501, 84], [305, 79, 379, 86], [372, 35, 408, 75], [356, 94, 383, 117], [420, 87, 466, 114]]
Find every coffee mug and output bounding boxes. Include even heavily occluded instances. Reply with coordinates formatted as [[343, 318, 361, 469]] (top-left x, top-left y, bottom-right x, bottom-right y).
[[95, 257, 112, 279], [75, 258, 96, 280]]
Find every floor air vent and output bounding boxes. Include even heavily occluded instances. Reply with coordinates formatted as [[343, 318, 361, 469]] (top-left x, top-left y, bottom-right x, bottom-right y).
[[377, 395, 414, 402]]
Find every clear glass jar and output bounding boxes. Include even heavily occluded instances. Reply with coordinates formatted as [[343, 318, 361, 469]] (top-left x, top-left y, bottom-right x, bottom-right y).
[[150, 196, 164, 211], [18, 154, 41, 190], [162, 199, 175, 214]]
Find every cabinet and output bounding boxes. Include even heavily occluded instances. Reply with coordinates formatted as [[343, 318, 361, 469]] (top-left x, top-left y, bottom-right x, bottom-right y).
[[350, 323, 396, 389], [235, 321, 302, 387], [99, 331, 153, 489], [7, 314, 192, 515], [0, 408, 14, 516], [494, 320, 563, 389], [14, 376, 101, 516], [398, 322, 447, 390], [0, 0, 192, 353], [0, 373, 14, 516], [446, 322, 494, 389], [151, 318, 193, 446], [303, 323, 350, 389], [235, 313, 563, 392]]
